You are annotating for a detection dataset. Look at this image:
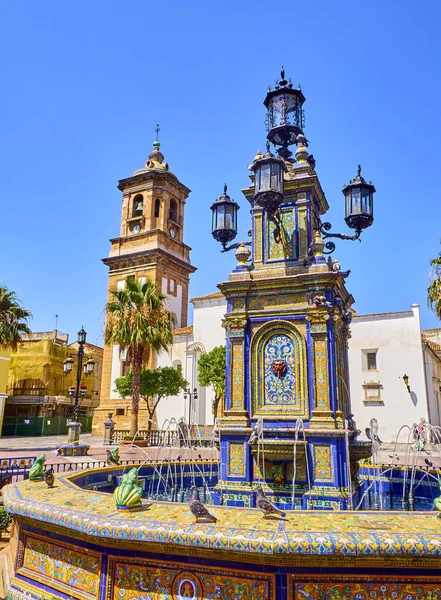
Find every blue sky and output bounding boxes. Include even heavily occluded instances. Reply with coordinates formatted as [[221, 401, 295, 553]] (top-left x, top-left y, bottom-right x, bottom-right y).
[[1, 1, 440, 345]]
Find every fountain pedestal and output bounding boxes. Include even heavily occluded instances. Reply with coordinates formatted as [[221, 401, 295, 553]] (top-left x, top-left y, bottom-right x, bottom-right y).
[[57, 422, 90, 456]]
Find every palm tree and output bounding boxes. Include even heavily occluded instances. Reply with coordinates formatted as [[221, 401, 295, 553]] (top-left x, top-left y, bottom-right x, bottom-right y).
[[428, 254, 441, 320], [104, 277, 175, 436], [0, 287, 32, 350]]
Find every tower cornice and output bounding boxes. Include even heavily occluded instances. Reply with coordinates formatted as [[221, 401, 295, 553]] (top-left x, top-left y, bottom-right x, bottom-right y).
[[118, 170, 191, 196]]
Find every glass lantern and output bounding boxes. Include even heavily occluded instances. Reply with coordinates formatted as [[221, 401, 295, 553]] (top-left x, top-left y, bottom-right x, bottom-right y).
[[63, 356, 74, 375], [83, 359, 95, 376], [77, 327, 87, 344], [343, 165, 376, 232], [251, 147, 286, 214], [264, 69, 306, 154], [210, 185, 240, 249]]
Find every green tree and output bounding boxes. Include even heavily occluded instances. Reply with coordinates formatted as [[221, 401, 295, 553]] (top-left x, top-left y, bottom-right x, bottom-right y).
[[0, 286, 32, 350], [428, 251, 441, 320], [114, 366, 188, 430], [105, 278, 175, 436], [197, 345, 226, 418]]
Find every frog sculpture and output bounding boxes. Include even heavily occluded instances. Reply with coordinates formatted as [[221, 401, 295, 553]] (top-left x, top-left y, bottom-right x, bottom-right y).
[[114, 467, 143, 511], [29, 454, 46, 481]]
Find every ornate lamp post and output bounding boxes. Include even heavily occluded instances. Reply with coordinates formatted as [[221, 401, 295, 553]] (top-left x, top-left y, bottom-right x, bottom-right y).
[[210, 185, 242, 252], [62, 327, 95, 452]]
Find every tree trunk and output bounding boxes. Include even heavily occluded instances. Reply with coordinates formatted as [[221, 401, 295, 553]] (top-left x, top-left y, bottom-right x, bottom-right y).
[[130, 347, 143, 437]]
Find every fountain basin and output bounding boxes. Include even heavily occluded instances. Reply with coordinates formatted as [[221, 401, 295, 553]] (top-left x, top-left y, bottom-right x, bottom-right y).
[[2, 466, 441, 599]]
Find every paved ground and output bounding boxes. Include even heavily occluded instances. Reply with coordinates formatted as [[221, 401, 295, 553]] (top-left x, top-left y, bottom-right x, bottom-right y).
[[0, 434, 218, 465]]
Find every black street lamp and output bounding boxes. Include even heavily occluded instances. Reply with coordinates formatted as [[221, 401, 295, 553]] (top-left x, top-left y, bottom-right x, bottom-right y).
[[63, 327, 94, 427], [250, 143, 286, 215], [184, 388, 198, 425], [319, 165, 376, 254], [210, 185, 240, 251]]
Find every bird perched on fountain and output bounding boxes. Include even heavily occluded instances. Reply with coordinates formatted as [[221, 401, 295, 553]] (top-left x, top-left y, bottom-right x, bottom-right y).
[[425, 458, 434, 469], [256, 487, 286, 519], [44, 467, 55, 488], [188, 486, 217, 523], [106, 448, 120, 466], [366, 418, 383, 452], [248, 423, 259, 445]]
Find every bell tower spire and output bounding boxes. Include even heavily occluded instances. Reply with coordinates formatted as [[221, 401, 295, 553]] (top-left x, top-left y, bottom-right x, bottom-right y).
[[97, 134, 196, 431]]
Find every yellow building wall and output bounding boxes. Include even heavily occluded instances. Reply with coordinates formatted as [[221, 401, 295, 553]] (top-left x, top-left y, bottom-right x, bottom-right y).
[[0, 347, 11, 433]]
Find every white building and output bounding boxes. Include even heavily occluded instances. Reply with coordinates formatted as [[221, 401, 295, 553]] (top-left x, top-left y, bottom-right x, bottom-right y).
[[348, 304, 441, 442], [155, 292, 226, 426], [155, 295, 441, 441]]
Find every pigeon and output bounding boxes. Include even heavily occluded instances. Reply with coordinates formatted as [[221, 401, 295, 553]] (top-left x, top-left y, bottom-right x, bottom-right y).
[[248, 423, 259, 444], [256, 487, 286, 518], [425, 458, 434, 469], [44, 467, 55, 488], [188, 486, 217, 524]]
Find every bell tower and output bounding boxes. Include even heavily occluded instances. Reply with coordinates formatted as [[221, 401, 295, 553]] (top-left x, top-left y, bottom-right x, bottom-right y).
[[94, 139, 196, 431]]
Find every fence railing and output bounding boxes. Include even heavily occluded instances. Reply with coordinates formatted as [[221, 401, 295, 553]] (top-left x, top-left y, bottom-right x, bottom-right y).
[[112, 428, 217, 447]]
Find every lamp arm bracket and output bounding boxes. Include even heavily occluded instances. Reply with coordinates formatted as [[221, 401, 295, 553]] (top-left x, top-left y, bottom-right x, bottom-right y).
[[221, 241, 252, 253], [320, 221, 361, 242]]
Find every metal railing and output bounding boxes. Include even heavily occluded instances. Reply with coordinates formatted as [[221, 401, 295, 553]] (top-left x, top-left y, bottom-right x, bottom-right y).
[[112, 428, 218, 447], [113, 429, 179, 446]]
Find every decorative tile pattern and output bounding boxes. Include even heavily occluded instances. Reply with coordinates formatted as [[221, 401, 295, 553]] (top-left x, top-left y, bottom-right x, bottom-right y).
[[248, 293, 304, 311], [228, 443, 246, 477], [18, 531, 101, 600], [264, 333, 296, 405], [290, 576, 441, 600], [5, 474, 441, 558], [252, 323, 308, 417], [231, 340, 244, 409], [313, 335, 329, 408], [267, 208, 296, 261], [313, 445, 333, 482], [108, 557, 274, 600]]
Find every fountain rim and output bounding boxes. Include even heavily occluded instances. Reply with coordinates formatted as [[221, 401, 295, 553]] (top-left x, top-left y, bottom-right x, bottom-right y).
[[3, 466, 441, 561]]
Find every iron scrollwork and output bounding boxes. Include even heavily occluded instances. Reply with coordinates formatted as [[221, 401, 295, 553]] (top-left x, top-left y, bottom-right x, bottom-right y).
[[319, 221, 361, 255]]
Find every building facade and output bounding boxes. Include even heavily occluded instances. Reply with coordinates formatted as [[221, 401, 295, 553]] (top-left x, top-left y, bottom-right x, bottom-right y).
[[95, 141, 196, 432], [4, 331, 102, 436]]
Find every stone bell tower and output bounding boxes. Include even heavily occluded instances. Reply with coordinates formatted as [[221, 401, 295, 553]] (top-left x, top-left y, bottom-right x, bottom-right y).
[[214, 71, 373, 510], [94, 139, 196, 431]]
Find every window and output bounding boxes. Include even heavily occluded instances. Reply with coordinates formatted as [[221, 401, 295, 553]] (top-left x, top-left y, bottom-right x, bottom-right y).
[[362, 349, 378, 371], [169, 199, 178, 223], [117, 280, 125, 291], [172, 360, 182, 372], [115, 408, 125, 416], [168, 278, 176, 295], [132, 194, 144, 217], [138, 276, 147, 286], [154, 199, 160, 218]]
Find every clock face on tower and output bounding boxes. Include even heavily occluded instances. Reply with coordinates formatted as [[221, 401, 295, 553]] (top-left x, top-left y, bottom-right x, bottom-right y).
[[132, 224, 141, 234], [169, 227, 177, 239]]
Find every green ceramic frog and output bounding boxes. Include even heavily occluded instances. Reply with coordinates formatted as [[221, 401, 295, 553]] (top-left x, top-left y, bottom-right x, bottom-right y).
[[29, 454, 46, 481], [114, 468, 143, 510]]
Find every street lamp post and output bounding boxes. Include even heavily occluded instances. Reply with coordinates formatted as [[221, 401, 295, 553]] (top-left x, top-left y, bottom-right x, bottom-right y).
[[62, 327, 95, 453]]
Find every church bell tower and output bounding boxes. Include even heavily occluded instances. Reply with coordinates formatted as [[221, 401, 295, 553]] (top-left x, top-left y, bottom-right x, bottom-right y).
[[95, 138, 196, 431]]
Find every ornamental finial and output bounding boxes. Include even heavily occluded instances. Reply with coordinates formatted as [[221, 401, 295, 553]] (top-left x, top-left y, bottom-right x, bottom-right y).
[[281, 66, 285, 80], [224, 183, 227, 193], [357, 164, 361, 177]]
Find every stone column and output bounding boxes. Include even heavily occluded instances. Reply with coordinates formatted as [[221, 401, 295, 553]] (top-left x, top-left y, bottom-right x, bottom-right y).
[[308, 310, 336, 429], [221, 316, 249, 427]]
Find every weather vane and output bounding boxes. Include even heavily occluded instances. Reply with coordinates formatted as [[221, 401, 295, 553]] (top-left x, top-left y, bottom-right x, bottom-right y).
[[155, 123, 160, 142]]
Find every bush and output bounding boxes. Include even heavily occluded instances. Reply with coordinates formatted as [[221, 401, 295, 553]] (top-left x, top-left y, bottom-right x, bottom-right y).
[[123, 435, 144, 441], [0, 508, 12, 532]]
